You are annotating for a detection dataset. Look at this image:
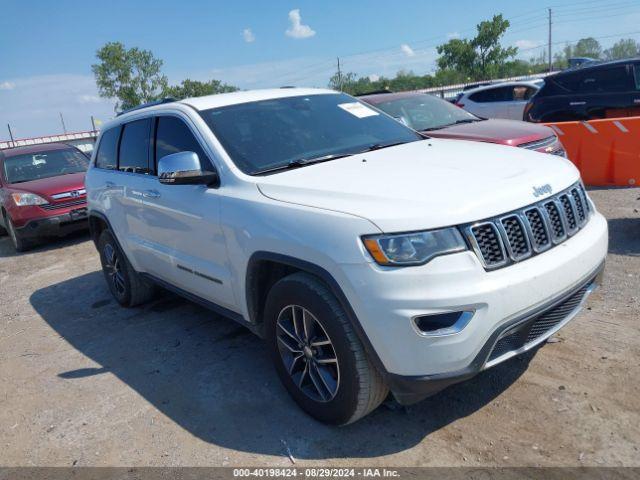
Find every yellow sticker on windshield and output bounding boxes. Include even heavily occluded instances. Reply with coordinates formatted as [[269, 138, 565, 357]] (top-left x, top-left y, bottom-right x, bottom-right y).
[[338, 102, 379, 118]]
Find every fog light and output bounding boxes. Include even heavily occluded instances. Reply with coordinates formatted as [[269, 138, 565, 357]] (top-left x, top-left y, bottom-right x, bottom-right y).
[[413, 311, 474, 336]]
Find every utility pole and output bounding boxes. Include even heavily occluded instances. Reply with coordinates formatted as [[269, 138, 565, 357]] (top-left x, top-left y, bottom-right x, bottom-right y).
[[91, 115, 96, 132], [7, 124, 15, 148], [59, 112, 67, 134], [548, 8, 553, 72], [336, 56, 342, 91]]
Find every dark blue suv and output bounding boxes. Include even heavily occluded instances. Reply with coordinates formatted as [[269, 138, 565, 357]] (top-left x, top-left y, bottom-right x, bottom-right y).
[[524, 58, 640, 123]]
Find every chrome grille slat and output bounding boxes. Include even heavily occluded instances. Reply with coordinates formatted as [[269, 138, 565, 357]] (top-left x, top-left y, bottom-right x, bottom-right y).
[[518, 135, 557, 150], [570, 187, 587, 225], [499, 215, 531, 261], [40, 199, 87, 211], [543, 200, 567, 243], [559, 194, 579, 235], [466, 182, 592, 271], [523, 208, 552, 253]]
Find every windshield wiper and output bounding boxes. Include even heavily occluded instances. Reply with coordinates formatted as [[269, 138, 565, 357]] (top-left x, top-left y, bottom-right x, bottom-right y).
[[361, 141, 410, 152], [421, 118, 480, 131], [252, 152, 355, 175], [251, 141, 417, 175]]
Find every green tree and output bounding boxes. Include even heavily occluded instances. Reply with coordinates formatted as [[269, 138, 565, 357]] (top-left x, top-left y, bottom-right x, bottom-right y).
[[604, 39, 639, 60], [473, 15, 518, 76], [436, 15, 517, 79], [436, 39, 477, 77], [572, 37, 602, 59], [92, 42, 168, 112], [163, 79, 238, 99], [328, 70, 358, 93]]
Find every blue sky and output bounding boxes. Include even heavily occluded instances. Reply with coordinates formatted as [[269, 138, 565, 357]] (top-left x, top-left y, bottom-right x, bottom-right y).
[[1, 0, 640, 139]]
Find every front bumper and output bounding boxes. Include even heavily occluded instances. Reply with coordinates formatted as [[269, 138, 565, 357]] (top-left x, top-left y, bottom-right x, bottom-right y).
[[335, 211, 608, 403], [386, 263, 603, 404], [15, 208, 88, 239]]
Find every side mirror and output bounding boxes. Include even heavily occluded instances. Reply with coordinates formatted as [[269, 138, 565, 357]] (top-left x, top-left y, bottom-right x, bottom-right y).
[[158, 151, 219, 187]]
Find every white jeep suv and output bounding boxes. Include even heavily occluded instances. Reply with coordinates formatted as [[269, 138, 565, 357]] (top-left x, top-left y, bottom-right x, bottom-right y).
[[85, 88, 608, 425]]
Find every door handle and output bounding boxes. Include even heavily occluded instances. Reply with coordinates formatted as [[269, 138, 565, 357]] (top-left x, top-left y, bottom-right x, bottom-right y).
[[569, 101, 586, 106], [142, 190, 161, 199]]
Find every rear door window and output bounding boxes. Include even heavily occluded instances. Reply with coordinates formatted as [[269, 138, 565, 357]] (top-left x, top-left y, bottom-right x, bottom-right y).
[[577, 66, 632, 94], [154, 116, 209, 169], [469, 86, 513, 103], [95, 127, 120, 170], [118, 118, 153, 174]]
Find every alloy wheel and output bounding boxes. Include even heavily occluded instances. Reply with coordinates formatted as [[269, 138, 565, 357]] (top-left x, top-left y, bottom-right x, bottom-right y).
[[103, 243, 126, 296], [276, 305, 340, 402]]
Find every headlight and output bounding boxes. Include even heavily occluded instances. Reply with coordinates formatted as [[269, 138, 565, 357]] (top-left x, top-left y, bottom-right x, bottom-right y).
[[11, 192, 48, 206], [362, 228, 467, 266]]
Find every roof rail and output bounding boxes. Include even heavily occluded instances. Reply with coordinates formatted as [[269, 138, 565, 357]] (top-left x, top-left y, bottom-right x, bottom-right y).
[[116, 97, 177, 116]]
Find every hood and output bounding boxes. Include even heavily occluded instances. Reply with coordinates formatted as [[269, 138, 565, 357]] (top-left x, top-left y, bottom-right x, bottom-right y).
[[257, 139, 579, 233], [427, 119, 554, 147], [6, 172, 85, 200]]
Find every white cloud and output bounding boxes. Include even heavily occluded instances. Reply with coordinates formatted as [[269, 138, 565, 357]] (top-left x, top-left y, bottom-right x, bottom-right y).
[[0, 81, 15, 90], [201, 46, 439, 90], [243, 28, 255, 43], [78, 94, 102, 104], [368, 74, 380, 82], [515, 39, 541, 50], [0, 74, 115, 139], [447, 32, 461, 39], [285, 9, 316, 39], [400, 44, 415, 57]]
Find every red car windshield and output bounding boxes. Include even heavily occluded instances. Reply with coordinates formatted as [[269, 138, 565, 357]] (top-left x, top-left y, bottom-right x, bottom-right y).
[[3, 148, 89, 184], [374, 94, 480, 131]]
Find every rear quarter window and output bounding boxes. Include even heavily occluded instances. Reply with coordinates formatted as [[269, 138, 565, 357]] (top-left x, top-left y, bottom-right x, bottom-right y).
[[95, 127, 120, 170], [634, 63, 640, 90]]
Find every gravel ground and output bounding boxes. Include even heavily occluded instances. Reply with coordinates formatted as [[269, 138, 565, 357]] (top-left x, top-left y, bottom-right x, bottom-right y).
[[0, 187, 638, 467]]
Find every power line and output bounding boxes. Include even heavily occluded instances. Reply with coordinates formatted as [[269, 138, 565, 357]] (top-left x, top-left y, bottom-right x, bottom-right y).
[[268, 3, 640, 85], [517, 28, 640, 54]]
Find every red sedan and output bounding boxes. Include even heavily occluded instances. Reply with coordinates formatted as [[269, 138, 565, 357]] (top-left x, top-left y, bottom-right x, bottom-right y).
[[359, 91, 566, 156], [0, 143, 89, 252]]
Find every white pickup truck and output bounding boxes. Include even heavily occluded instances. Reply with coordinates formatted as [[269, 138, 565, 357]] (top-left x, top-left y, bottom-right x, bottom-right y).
[[85, 88, 608, 424]]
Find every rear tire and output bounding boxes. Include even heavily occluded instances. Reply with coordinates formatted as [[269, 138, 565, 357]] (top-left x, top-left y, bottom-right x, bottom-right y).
[[98, 230, 155, 307], [5, 215, 32, 252], [264, 272, 388, 425]]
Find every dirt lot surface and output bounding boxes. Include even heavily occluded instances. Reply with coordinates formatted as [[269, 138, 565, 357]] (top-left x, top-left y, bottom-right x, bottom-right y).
[[0, 187, 638, 467]]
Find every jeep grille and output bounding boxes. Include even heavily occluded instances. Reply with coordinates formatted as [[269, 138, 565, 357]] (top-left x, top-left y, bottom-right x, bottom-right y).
[[464, 183, 591, 270]]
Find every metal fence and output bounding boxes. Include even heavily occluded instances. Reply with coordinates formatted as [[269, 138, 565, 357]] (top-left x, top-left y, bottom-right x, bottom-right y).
[[0, 130, 98, 152]]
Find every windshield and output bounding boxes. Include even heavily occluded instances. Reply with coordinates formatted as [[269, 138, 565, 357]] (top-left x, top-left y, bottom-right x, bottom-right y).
[[374, 94, 479, 131], [199, 93, 423, 175], [3, 148, 89, 184]]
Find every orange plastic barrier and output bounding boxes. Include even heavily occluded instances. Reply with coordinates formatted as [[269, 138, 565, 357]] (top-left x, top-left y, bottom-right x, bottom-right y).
[[545, 117, 640, 187]]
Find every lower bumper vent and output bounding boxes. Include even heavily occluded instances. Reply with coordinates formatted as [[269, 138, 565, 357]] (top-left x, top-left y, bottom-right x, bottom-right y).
[[487, 279, 593, 363]]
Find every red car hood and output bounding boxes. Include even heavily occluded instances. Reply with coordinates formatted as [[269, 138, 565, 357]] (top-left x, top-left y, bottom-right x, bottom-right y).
[[7, 172, 86, 200], [427, 119, 554, 147]]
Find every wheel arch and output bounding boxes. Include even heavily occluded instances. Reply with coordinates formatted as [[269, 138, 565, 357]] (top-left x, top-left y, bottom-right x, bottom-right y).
[[245, 251, 389, 378], [88, 211, 112, 248]]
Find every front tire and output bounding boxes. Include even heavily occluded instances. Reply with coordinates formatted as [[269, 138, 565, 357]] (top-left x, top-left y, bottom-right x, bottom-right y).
[[98, 230, 155, 307], [264, 272, 388, 425], [5, 215, 32, 252]]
